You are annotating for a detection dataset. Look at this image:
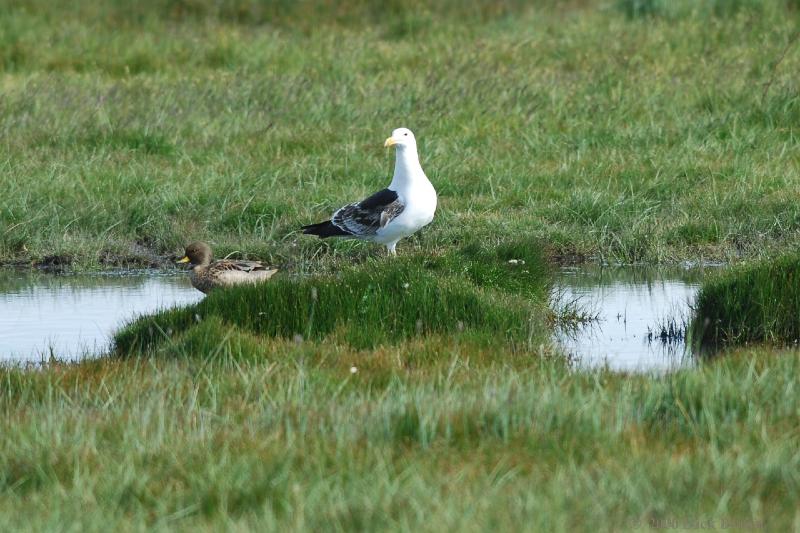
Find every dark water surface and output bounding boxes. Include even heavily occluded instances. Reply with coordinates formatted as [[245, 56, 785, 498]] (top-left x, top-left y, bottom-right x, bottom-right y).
[[0, 270, 202, 362], [553, 265, 714, 373]]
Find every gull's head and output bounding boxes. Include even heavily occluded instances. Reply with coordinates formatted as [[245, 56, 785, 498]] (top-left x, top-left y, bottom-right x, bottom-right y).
[[384, 127, 417, 151]]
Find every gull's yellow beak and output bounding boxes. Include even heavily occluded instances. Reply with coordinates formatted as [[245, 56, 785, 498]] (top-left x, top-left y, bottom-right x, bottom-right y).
[[384, 137, 397, 148], [177, 256, 191, 264]]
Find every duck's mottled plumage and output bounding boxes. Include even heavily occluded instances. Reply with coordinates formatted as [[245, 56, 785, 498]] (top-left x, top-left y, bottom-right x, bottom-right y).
[[178, 242, 278, 294]]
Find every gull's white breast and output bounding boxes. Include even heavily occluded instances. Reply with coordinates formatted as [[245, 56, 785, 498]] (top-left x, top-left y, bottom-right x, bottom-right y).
[[375, 179, 437, 243]]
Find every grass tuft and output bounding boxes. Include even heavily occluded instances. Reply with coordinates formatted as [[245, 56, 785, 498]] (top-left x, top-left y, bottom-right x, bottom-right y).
[[692, 253, 800, 349], [115, 243, 551, 354]]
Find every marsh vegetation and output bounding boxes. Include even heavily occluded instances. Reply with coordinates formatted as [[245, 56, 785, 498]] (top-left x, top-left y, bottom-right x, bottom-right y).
[[2, 0, 799, 267], [692, 252, 800, 349], [2, 0, 800, 529]]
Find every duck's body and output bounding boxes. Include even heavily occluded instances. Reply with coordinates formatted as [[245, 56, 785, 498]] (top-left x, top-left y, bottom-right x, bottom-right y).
[[178, 242, 278, 294], [301, 128, 437, 256], [188, 259, 278, 294]]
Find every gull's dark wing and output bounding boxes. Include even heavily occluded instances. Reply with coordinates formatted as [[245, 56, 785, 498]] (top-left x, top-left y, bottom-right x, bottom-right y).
[[331, 188, 405, 236]]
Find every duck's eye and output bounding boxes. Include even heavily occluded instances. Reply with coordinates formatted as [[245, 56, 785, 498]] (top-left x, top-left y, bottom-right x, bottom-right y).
[[404, 133, 408, 136]]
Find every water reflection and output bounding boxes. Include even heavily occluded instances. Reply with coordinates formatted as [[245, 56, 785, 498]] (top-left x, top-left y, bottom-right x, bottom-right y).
[[0, 270, 202, 362], [553, 265, 713, 373], [1, 265, 716, 369]]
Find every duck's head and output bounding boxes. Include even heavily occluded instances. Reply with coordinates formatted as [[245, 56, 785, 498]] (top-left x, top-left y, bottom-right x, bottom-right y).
[[177, 241, 212, 266], [384, 127, 417, 152]]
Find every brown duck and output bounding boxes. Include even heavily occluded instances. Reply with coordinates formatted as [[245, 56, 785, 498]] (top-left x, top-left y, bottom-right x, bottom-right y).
[[177, 242, 278, 294]]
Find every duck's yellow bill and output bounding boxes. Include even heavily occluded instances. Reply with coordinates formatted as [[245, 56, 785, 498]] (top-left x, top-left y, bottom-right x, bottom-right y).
[[177, 256, 190, 263], [384, 137, 397, 148]]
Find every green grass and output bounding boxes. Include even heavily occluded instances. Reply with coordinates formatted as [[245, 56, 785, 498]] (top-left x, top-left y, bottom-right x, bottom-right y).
[[115, 238, 551, 353], [1, 0, 799, 267], [1, 347, 798, 530], [692, 252, 800, 349], [3, 1, 800, 529]]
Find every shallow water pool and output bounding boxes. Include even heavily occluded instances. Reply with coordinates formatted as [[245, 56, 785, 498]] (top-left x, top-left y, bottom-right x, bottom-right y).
[[0, 270, 202, 362], [552, 265, 713, 373], [1, 265, 714, 369]]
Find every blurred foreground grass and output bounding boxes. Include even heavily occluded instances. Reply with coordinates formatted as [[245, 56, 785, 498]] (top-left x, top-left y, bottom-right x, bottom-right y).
[[1, 344, 798, 529]]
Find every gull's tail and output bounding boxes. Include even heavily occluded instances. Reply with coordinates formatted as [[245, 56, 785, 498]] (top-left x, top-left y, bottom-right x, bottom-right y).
[[301, 221, 351, 239]]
